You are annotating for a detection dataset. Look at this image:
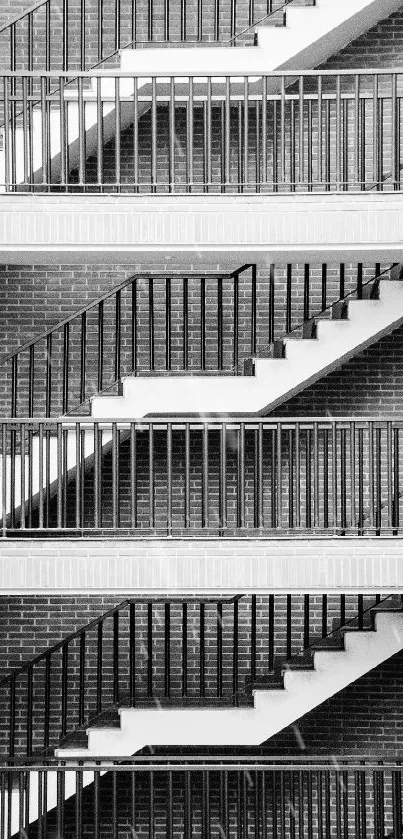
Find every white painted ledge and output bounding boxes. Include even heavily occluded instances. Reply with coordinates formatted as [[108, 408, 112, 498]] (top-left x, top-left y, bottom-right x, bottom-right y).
[[0, 537, 403, 593], [0, 194, 403, 263]]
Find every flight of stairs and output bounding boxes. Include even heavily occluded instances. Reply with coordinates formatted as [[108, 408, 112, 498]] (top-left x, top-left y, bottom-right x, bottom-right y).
[[4, 0, 402, 188], [91, 273, 403, 418], [55, 600, 403, 759]]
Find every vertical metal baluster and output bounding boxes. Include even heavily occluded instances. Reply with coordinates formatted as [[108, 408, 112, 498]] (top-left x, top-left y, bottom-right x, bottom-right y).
[[45, 334, 52, 417], [112, 423, 118, 529], [149, 424, 154, 529], [288, 428, 294, 529], [61, 644, 68, 738], [149, 278, 155, 371], [233, 597, 239, 703], [339, 263, 345, 299], [276, 423, 282, 530], [258, 424, 264, 530], [115, 77, 121, 191], [373, 74, 379, 189], [295, 423, 300, 530], [183, 277, 189, 370], [198, 0, 203, 41], [336, 74, 341, 189], [269, 264, 275, 343], [376, 426, 382, 532], [130, 602, 136, 706], [369, 422, 375, 531], [181, 0, 186, 40], [305, 427, 312, 529], [206, 78, 212, 192], [182, 602, 188, 697], [165, 278, 171, 371], [98, 0, 104, 63], [233, 272, 239, 369], [350, 422, 356, 531], [392, 73, 398, 189], [313, 422, 319, 529], [220, 424, 226, 532], [200, 276, 206, 370], [97, 301, 104, 392], [280, 76, 286, 185], [147, 602, 153, 697], [217, 601, 223, 697], [298, 75, 304, 185], [169, 78, 175, 191], [321, 264, 327, 312], [114, 0, 121, 50], [340, 428, 346, 532], [113, 291, 121, 384], [78, 77, 85, 188], [251, 594, 257, 684], [184, 423, 190, 529], [133, 78, 139, 192], [20, 424, 26, 530], [304, 264, 310, 322], [80, 312, 86, 405], [3, 77, 11, 193], [1, 425, 6, 538], [238, 423, 245, 530], [38, 423, 44, 530], [113, 611, 119, 704], [358, 427, 364, 532], [286, 265, 292, 333], [56, 422, 62, 529], [332, 423, 337, 530], [354, 74, 360, 188], [225, 77, 231, 191], [80, 0, 86, 69], [94, 423, 100, 530], [167, 423, 172, 535], [130, 423, 137, 530], [262, 76, 267, 189], [131, 280, 137, 373], [393, 427, 400, 531], [251, 264, 257, 356], [217, 276, 223, 370], [200, 601, 205, 697], [61, 324, 69, 415], [187, 78, 194, 191], [304, 594, 310, 649], [151, 78, 157, 191], [202, 423, 208, 529], [79, 632, 85, 726], [286, 594, 292, 660], [243, 77, 249, 190]]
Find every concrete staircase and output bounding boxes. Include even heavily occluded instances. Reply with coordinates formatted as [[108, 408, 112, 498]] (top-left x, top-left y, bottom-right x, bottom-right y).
[[4, 0, 402, 188], [56, 600, 403, 758], [91, 274, 403, 418]]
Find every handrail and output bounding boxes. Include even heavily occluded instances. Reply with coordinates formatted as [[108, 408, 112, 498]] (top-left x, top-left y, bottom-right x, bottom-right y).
[[1, 416, 403, 424], [0, 267, 251, 367], [0, 0, 48, 36], [1, 758, 402, 770], [226, 0, 294, 45], [2, 66, 403, 76], [0, 593, 242, 687]]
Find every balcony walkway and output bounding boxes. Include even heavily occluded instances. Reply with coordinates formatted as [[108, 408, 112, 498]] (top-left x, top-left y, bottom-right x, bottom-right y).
[[0, 193, 403, 263]]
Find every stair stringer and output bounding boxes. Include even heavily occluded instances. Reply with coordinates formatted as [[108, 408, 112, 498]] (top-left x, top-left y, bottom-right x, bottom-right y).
[[56, 610, 403, 758]]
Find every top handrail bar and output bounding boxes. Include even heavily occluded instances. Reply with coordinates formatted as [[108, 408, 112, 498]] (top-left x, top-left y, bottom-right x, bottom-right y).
[[1, 67, 403, 77], [1, 416, 403, 424], [0, 0, 48, 36], [0, 759, 402, 771], [0, 266, 253, 366]]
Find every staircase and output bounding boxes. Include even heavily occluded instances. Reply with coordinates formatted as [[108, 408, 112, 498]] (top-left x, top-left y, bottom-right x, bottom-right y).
[[92, 270, 403, 417], [3, 0, 402, 190], [56, 600, 403, 758]]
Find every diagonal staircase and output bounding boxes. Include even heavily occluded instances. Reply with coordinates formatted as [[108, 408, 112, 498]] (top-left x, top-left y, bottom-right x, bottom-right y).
[[56, 600, 403, 759], [4, 0, 402, 189], [91, 268, 403, 418], [2, 595, 403, 834]]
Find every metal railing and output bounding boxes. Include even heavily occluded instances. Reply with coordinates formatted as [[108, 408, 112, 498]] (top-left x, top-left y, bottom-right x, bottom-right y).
[[4, 262, 387, 419], [0, 593, 387, 757], [1, 68, 403, 193], [1, 758, 403, 839], [0, 0, 297, 74], [3, 265, 256, 417], [0, 417, 402, 536]]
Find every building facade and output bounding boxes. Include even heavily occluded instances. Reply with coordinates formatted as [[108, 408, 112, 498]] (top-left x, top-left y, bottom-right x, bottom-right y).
[[1, 0, 403, 835]]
